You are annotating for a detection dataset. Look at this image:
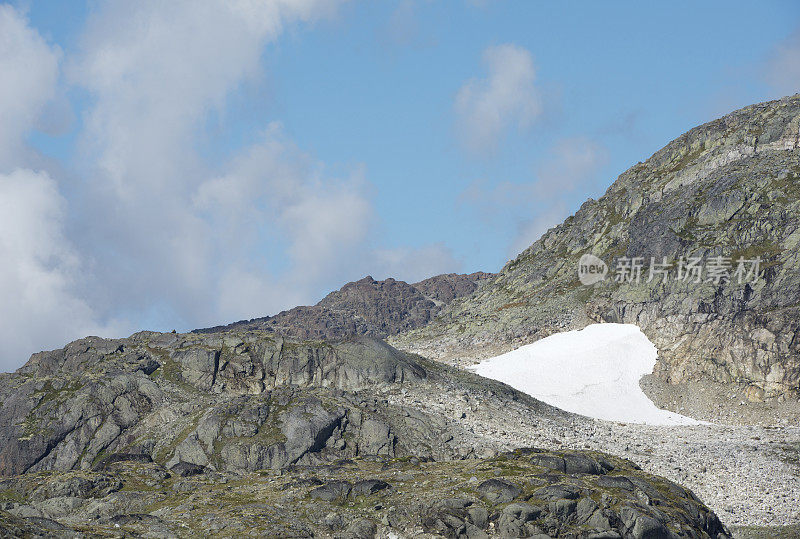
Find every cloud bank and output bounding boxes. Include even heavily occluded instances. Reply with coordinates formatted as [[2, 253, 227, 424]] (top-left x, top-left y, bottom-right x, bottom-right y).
[[0, 6, 119, 369], [0, 4, 60, 168]]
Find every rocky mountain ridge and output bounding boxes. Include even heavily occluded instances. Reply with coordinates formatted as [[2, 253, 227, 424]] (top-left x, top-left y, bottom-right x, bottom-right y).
[[196, 272, 492, 341]]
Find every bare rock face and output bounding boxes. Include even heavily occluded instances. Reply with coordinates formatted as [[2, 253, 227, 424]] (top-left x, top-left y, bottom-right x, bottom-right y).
[[0, 331, 447, 477], [195, 272, 492, 340], [392, 95, 800, 401]]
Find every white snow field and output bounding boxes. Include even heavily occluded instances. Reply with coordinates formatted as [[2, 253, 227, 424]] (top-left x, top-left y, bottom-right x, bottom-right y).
[[469, 323, 700, 425]]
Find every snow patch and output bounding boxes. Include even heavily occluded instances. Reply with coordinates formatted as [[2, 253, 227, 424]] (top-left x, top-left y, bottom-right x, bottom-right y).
[[469, 323, 701, 425]]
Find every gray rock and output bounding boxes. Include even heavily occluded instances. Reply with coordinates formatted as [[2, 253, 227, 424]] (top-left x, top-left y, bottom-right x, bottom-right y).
[[357, 419, 395, 456], [32, 496, 83, 519], [548, 498, 577, 519], [563, 452, 612, 475], [196, 273, 492, 340], [0, 446, 729, 538], [576, 496, 600, 523], [531, 484, 581, 501], [0, 331, 444, 477], [339, 518, 377, 539], [476, 478, 522, 504], [530, 451, 611, 475], [620, 505, 671, 539], [597, 475, 636, 491], [351, 479, 390, 497], [172, 347, 220, 390], [31, 474, 122, 501], [92, 452, 153, 471], [310, 480, 352, 501], [530, 453, 567, 472], [497, 502, 544, 537], [467, 506, 489, 529], [169, 462, 205, 477]]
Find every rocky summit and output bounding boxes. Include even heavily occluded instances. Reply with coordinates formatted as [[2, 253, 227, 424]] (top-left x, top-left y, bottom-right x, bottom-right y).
[[392, 95, 800, 404], [196, 272, 493, 341]]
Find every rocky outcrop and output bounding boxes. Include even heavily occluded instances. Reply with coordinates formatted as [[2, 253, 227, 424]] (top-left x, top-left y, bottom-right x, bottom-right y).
[[392, 95, 800, 401], [4, 325, 572, 481], [195, 272, 492, 340], [0, 331, 456, 477], [0, 448, 729, 538]]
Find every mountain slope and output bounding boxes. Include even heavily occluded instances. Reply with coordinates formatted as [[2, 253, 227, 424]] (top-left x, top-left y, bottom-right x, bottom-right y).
[[392, 95, 800, 401]]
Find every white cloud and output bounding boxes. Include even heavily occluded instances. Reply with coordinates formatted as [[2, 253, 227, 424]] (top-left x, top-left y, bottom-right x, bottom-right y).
[[764, 27, 800, 96], [0, 5, 60, 170], [0, 7, 125, 372], [454, 44, 541, 153], [194, 126, 458, 319], [72, 0, 343, 196], [0, 169, 125, 371], [0, 0, 465, 370], [194, 126, 375, 321], [65, 0, 361, 330]]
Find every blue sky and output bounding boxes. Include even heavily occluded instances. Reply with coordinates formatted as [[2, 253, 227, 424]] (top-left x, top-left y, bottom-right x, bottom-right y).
[[1, 0, 798, 370]]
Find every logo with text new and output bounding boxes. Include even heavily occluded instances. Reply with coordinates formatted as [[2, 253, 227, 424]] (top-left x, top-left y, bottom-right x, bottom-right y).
[[578, 254, 608, 285]]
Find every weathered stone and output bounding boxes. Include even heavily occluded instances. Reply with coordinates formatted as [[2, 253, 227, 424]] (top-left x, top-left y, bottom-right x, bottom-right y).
[[339, 518, 377, 539], [532, 484, 581, 501], [351, 479, 390, 497], [497, 502, 544, 537], [169, 462, 205, 478], [0, 447, 729, 538], [620, 505, 670, 539], [310, 480, 352, 501], [92, 452, 152, 471], [476, 478, 522, 504], [31, 474, 122, 502]]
